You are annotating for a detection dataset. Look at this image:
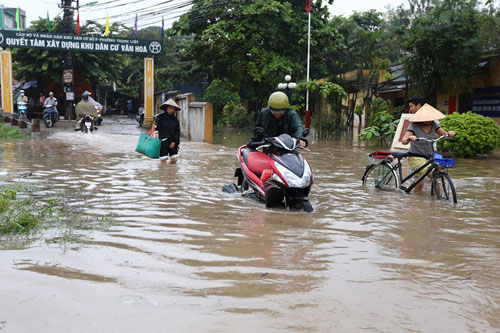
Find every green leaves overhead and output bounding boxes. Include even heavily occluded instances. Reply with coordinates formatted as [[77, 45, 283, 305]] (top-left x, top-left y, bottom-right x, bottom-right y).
[[173, 0, 336, 105], [397, 0, 482, 101]]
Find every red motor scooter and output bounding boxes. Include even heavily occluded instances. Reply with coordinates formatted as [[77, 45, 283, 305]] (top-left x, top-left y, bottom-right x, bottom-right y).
[[223, 128, 314, 212]]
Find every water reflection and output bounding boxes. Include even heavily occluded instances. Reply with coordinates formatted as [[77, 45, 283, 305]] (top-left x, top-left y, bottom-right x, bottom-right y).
[[0, 117, 499, 332]]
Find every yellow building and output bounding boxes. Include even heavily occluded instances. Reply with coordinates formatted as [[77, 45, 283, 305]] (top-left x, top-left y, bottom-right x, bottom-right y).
[[378, 55, 500, 125]]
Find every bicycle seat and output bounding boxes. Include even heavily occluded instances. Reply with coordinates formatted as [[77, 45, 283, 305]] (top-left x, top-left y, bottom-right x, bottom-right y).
[[391, 151, 408, 159]]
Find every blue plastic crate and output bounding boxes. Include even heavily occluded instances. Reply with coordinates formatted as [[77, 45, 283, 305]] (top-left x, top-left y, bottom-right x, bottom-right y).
[[435, 158, 455, 168], [433, 152, 443, 159]]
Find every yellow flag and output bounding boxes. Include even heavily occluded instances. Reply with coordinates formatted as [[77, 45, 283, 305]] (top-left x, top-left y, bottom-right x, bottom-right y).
[[104, 14, 109, 36]]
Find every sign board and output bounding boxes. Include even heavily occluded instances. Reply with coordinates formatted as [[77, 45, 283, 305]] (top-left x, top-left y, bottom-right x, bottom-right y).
[[66, 92, 74, 101], [390, 113, 413, 151], [1, 50, 13, 114], [0, 30, 163, 55], [471, 95, 500, 117], [63, 69, 73, 84], [144, 57, 154, 119]]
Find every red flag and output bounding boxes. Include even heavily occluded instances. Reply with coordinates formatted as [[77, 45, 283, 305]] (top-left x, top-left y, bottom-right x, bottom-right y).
[[306, 0, 311, 13], [77, 13, 80, 34]]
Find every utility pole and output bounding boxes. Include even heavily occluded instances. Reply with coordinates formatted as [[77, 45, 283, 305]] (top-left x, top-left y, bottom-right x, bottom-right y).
[[60, 0, 78, 119]]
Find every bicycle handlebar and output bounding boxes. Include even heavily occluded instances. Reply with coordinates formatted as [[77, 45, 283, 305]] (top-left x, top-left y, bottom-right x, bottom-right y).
[[414, 134, 453, 143]]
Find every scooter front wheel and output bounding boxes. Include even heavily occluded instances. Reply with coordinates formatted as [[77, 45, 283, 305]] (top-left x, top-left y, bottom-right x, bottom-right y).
[[288, 199, 313, 212], [43, 116, 52, 128], [301, 200, 313, 213]]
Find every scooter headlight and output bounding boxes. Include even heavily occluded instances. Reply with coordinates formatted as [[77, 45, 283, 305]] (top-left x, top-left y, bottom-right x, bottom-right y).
[[274, 162, 311, 188]]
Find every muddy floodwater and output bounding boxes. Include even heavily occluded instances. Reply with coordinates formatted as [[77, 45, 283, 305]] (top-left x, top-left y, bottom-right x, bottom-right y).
[[1, 116, 499, 332]]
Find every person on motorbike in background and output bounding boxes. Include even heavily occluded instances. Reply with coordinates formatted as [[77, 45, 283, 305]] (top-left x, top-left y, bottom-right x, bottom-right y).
[[43, 92, 59, 120], [75, 91, 98, 130], [16, 90, 28, 116], [17, 90, 28, 103], [249, 91, 306, 147]]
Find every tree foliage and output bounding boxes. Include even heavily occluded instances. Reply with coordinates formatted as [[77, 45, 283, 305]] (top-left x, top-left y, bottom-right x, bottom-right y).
[[397, 0, 482, 102], [12, 18, 125, 85], [203, 79, 241, 123], [172, 0, 335, 108], [359, 97, 399, 146]]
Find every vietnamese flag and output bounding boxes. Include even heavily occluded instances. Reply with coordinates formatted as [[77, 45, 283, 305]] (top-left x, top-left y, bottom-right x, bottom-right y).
[[77, 13, 80, 34], [306, 0, 311, 13]]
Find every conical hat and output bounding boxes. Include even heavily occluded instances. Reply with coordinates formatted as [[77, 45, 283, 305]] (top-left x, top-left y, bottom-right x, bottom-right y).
[[409, 103, 445, 122], [159, 98, 181, 111]]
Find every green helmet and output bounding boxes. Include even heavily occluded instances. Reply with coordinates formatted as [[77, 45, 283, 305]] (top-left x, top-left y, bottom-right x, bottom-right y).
[[268, 91, 289, 110]]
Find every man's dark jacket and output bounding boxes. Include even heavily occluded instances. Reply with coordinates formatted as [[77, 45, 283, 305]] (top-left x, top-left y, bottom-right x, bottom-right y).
[[250, 107, 303, 142]]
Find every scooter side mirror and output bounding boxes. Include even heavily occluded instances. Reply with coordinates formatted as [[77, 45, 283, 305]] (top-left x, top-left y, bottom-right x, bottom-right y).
[[254, 127, 265, 136], [301, 128, 310, 137]]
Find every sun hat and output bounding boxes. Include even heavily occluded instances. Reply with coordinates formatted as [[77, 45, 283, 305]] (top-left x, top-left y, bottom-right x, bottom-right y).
[[159, 98, 181, 111], [409, 103, 446, 122]]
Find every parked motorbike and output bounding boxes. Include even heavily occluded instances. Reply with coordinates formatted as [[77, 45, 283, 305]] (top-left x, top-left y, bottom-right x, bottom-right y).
[[43, 104, 57, 128], [96, 108, 103, 126], [17, 101, 28, 118], [223, 127, 314, 212], [136, 106, 144, 127], [77, 115, 97, 133]]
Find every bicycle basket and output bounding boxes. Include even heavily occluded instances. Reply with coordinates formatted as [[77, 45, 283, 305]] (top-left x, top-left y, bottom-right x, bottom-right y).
[[368, 151, 392, 165], [435, 158, 455, 168], [433, 153, 443, 159]]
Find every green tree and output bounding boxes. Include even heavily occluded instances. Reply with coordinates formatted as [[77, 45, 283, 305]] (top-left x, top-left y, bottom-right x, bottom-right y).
[[172, 0, 335, 110], [115, 27, 204, 98], [328, 11, 392, 129], [399, 0, 482, 103], [203, 79, 240, 124], [478, 5, 500, 53]]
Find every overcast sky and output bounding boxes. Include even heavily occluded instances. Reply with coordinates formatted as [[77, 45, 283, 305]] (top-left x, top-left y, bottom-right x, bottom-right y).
[[0, 0, 411, 31]]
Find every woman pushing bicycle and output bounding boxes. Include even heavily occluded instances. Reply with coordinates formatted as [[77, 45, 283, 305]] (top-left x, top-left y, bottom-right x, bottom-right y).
[[401, 104, 456, 193]]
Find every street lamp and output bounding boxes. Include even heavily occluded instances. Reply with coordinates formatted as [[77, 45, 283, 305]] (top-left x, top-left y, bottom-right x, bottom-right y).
[[277, 75, 297, 99]]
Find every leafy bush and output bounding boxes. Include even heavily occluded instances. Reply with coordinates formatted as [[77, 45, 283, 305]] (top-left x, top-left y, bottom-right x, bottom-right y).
[[367, 97, 391, 127], [221, 102, 253, 129], [359, 97, 399, 146], [439, 111, 500, 158], [391, 105, 406, 120], [203, 79, 240, 124]]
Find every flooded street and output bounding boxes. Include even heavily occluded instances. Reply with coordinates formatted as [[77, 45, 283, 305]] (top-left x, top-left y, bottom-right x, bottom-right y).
[[1, 116, 499, 332]]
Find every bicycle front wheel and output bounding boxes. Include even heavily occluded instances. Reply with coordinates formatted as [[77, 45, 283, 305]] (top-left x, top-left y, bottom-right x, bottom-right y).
[[362, 161, 399, 190], [432, 171, 457, 203]]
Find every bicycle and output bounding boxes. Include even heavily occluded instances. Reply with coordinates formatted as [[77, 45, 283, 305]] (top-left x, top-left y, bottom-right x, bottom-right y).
[[361, 135, 457, 203]]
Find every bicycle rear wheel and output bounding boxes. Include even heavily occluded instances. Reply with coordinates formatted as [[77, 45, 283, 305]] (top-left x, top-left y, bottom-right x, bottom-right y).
[[362, 161, 399, 190], [432, 171, 457, 203]]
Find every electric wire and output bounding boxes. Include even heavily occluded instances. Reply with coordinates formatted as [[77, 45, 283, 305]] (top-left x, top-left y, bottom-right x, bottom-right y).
[[76, 0, 230, 30]]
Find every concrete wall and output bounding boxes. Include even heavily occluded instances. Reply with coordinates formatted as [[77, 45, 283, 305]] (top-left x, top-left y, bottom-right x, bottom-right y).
[[154, 92, 213, 143]]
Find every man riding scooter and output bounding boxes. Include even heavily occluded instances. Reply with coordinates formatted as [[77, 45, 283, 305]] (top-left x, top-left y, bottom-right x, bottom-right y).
[[75, 91, 99, 131], [43, 92, 59, 126]]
